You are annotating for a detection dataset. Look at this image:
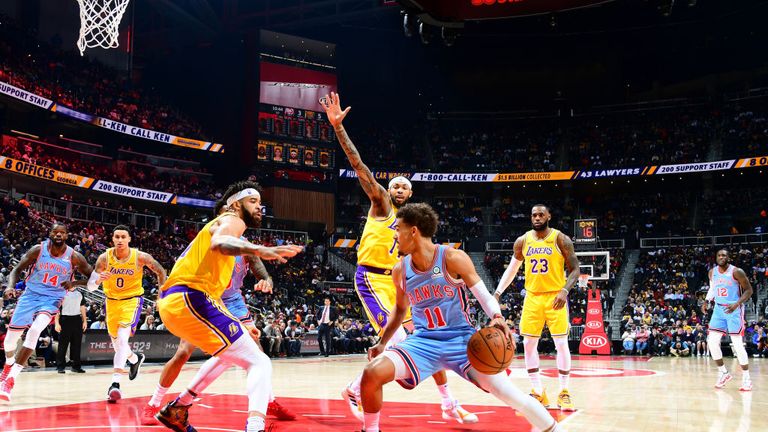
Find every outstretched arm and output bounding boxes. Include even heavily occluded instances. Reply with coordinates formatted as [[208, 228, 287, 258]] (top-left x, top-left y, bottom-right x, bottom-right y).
[[138, 251, 167, 286], [553, 232, 581, 310], [209, 215, 303, 262], [494, 236, 525, 300], [320, 92, 390, 216]]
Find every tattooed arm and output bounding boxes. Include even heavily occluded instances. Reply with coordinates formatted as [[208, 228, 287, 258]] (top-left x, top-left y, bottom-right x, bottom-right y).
[[320, 91, 390, 218], [138, 251, 168, 286]]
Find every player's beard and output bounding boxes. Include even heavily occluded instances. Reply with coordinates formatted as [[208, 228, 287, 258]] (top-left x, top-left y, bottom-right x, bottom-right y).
[[391, 195, 409, 208], [532, 221, 549, 232], [52, 238, 65, 246], [241, 210, 262, 229]]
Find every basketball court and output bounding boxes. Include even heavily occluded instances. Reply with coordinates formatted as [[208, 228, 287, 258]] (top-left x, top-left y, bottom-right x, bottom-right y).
[[0, 354, 764, 431]]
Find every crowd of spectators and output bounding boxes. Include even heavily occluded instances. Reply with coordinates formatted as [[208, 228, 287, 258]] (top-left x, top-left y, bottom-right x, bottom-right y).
[[0, 194, 380, 365], [619, 245, 767, 356], [0, 14, 208, 139], [1, 135, 220, 199]]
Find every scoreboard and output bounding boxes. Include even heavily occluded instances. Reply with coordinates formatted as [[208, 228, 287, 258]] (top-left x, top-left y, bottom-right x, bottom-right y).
[[574, 219, 597, 243]]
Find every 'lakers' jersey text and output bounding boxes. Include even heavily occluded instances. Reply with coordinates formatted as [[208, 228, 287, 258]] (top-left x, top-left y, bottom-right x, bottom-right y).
[[357, 207, 399, 270], [163, 213, 237, 299], [523, 229, 566, 294], [103, 248, 144, 299]]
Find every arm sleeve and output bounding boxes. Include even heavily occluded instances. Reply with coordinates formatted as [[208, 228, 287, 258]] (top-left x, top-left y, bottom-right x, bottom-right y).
[[469, 280, 502, 319], [705, 281, 716, 302], [494, 257, 523, 296], [86, 271, 101, 292]]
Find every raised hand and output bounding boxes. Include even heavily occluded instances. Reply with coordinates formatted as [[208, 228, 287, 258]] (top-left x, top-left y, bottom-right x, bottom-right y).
[[319, 91, 351, 129]]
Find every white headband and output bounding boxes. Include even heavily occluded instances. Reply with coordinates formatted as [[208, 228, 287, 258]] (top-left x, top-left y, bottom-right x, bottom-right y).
[[388, 176, 412, 190], [226, 188, 261, 207]]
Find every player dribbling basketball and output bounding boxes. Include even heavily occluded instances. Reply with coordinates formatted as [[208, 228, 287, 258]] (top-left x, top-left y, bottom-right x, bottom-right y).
[[361, 203, 560, 432]]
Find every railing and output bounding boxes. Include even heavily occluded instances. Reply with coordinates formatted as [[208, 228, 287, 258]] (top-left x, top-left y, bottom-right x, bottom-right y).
[[174, 219, 309, 244], [486, 239, 625, 252], [640, 233, 768, 248], [328, 252, 356, 281], [26, 194, 160, 230]]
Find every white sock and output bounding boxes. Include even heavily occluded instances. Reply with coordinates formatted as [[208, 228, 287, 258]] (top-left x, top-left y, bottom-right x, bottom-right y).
[[437, 383, 453, 408], [558, 373, 569, 392], [8, 363, 23, 380], [149, 384, 169, 407], [128, 352, 139, 364], [5, 358, 15, 368], [718, 366, 728, 374], [177, 389, 196, 406], [364, 411, 380, 432], [529, 371, 543, 394], [742, 370, 750, 382], [246, 416, 265, 432], [112, 373, 122, 384], [349, 373, 363, 395], [269, 392, 275, 403]]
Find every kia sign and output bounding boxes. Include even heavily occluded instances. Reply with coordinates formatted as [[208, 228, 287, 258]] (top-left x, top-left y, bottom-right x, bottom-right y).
[[579, 288, 611, 355], [581, 334, 608, 349], [586, 321, 602, 330]]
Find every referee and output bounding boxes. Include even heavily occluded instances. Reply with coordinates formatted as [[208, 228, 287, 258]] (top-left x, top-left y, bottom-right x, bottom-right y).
[[55, 289, 87, 373]]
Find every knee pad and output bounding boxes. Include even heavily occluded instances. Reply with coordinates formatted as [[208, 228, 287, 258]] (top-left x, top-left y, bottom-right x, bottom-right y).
[[708, 332, 724, 360], [729, 335, 749, 365], [23, 314, 51, 350], [554, 336, 571, 371], [523, 337, 540, 370], [4, 329, 22, 353]]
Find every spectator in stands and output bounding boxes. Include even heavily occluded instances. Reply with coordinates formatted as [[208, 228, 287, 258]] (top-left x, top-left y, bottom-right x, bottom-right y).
[[284, 321, 302, 357], [140, 315, 157, 331], [693, 324, 707, 357], [90, 315, 107, 330], [670, 331, 691, 357], [635, 325, 650, 355], [622, 326, 636, 355], [263, 320, 283, 358]]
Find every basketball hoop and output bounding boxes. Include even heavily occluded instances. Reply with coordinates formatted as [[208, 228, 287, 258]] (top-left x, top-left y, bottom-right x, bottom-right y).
[[578, 274, 590, 289], [76, 0, 131, 56]]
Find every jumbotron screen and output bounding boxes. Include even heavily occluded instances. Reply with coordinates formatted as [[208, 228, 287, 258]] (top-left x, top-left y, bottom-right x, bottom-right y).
[[258, 61, 337, 168]]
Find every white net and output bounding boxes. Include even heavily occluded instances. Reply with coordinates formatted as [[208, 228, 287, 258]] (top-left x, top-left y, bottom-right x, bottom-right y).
[[76, 0, 131, 56]]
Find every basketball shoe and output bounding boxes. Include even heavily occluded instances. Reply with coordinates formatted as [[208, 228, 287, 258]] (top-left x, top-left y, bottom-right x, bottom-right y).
[[267, 400, 296, 420], [530, 388, 550, 407], [107, 383, 122, 403], [441, 400, 479, 424], [129, 353, 146, 381], [156, 399, 197, 432], [557, 390, 575, 412], [142, 404, 161, 425], [0, 365, 11, 382], [739, 380, 752, 392], [715, 372, 733, 389], [342, 386, 364, 422], [0, 377, 15, 402]]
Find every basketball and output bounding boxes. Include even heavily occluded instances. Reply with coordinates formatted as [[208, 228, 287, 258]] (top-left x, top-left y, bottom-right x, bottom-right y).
[[467, 326, 514, 375]]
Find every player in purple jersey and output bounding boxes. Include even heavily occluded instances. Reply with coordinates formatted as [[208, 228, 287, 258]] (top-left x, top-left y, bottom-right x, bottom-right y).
[[0, 223, 93, 402], [703, 249, 754, 391], [360, 203, 560, 432]]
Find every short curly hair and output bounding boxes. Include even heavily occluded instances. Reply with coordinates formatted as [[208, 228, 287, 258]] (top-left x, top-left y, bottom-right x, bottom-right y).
[[213, 180, 262, 216], [396, 203, 439, 238]]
